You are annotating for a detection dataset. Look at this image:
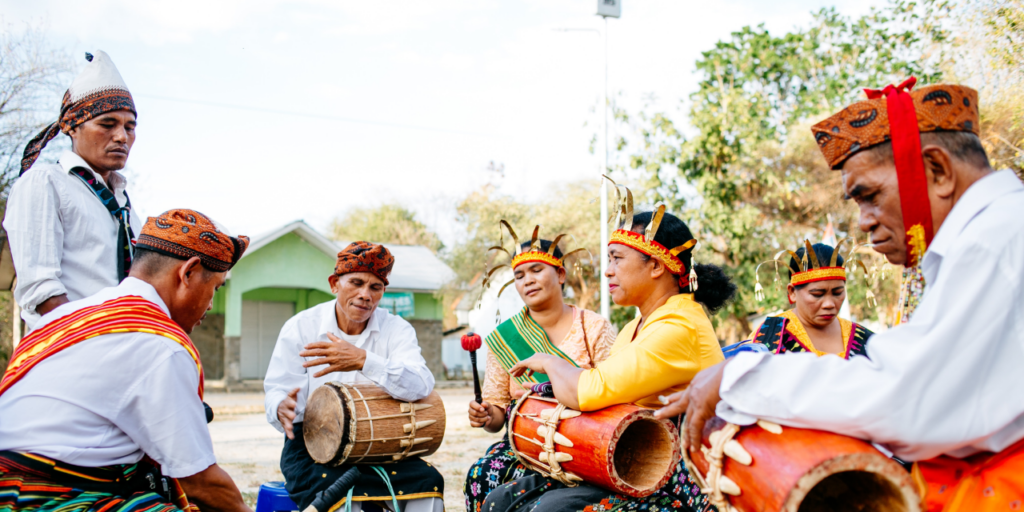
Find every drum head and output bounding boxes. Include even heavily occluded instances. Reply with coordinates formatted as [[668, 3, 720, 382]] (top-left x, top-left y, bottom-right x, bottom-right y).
[[304, 383, 349, 464]]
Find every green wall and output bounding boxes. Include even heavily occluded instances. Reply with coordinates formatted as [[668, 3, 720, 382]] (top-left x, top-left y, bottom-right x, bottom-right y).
[[217, 231, 445, 336], [222, 232, 336, 337]]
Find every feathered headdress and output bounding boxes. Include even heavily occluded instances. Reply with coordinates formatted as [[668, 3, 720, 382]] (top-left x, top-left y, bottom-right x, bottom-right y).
[[752, 238, 877, 305], [603, 176, 699, 291], [482, 222, 589, 298]]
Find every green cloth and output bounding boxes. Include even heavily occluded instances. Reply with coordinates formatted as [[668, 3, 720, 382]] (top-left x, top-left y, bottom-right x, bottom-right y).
[[484, 307, 578, 386]]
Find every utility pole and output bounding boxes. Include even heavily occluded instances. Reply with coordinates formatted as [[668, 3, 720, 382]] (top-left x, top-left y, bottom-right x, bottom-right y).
[[597, 0, 620, 319]]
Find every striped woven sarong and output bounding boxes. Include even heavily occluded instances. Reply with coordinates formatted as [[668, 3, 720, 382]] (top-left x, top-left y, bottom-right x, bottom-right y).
[[0, 451, 185, 512]]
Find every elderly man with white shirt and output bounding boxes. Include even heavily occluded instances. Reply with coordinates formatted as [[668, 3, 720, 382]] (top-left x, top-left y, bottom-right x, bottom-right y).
[[5, 51, 141, 331], [265, 241, 443, 512], [657, 81, 1024, 512]]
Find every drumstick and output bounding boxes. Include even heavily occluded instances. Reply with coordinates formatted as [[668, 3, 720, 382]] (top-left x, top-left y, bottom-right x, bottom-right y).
[[303, 466, 361, 512], [461, 332, 483, 403]]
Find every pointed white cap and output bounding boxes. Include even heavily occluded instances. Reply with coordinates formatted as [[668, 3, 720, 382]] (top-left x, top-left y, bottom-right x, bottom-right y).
[[67, 50, 132, 104]]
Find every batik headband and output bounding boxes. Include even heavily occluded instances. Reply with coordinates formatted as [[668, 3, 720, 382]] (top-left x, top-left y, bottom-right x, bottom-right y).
[[603, 175, 699, 291], [811, 79, 979, 266], [135, 209, 249, 272], [334, 241, 395, 286], [21, 52, 137, 175], [483, 222, 588, 297]]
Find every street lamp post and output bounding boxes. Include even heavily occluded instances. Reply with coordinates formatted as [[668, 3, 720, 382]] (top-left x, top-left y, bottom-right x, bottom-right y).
[[597, 0, 620, 320]]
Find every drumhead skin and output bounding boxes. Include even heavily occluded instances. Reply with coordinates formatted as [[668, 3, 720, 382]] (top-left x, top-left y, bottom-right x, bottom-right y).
[[304, 383, 350, 465]]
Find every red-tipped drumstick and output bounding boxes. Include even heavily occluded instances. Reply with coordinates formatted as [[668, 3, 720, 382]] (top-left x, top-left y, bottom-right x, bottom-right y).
[[461, 332, 483, 403]]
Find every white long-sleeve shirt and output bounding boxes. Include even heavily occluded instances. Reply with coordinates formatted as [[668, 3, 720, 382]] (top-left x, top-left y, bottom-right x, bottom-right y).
[[264, 300, 435, 433], [0, 277, 215, 478], [716, 170, 1024, 461], [3, 150, 141, 331]]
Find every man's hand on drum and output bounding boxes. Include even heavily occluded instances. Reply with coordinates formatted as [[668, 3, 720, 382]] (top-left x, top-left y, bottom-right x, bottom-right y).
[[508, 354, 559, 379], [277, 387, 302, 440], [300, 332, 368, 378], [654, 361, 727, 453]]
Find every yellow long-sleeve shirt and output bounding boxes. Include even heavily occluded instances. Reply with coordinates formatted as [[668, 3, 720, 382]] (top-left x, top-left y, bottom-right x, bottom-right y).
[[576, 294, 724, 411]]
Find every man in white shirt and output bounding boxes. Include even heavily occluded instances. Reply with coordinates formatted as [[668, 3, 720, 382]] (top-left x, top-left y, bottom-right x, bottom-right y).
[[657, 81, 1024, 510], [5, 50, 141, 330], [265, 241, 442, 512], [0, 209, 252, 512]]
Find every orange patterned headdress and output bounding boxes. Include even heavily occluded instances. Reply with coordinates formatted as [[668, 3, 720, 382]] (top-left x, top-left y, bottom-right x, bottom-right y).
[[603, 176, 699, 291], [136, 209, 250, 272], [482, 222, 588, 297], [811, 78, 980, 266]]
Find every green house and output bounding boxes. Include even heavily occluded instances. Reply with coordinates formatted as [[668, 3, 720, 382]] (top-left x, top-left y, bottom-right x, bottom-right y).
[[187, 220, 454, 389]]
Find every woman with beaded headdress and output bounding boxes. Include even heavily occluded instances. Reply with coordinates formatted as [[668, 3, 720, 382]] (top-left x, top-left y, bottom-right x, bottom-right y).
[[724, 240, 875, 360], [481, 179, 737, 512], [463, 224, 618, 510]]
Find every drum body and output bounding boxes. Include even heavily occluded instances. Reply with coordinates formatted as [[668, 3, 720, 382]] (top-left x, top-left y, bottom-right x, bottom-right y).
[[689, 417, 921, 512], [303, 382, 445, 466], [508, 392, 680, 498]]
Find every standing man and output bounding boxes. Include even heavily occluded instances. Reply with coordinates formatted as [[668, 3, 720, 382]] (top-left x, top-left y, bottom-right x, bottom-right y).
[[0, 209, 251, 512], [265, 242, 443, 512], [658, 80, 1024, 510], [4, 50, 140, 330]]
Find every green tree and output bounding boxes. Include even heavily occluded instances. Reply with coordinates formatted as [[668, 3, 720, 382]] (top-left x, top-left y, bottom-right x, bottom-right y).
[[618, 4, 947, 340], [328, 203, 443, 253]]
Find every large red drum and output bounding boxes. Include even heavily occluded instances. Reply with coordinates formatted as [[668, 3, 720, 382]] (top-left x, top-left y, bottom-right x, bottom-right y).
[[687, 417, 921, 512], [508, 391, 680, 498]]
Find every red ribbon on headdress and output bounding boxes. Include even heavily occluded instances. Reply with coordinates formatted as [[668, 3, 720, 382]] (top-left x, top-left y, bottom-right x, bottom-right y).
[[862, 77, 934, 267]]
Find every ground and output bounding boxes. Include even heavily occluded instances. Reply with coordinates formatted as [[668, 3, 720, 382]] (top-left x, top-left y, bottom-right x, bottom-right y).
[[207, 387, 494, 511]]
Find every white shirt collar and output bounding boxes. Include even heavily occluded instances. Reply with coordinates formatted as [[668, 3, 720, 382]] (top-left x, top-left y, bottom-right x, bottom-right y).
[[59, 150, 128, 193], [921, 169, 1024, 281], [316, 300, 383, 344], [117, 277, 172, 316]]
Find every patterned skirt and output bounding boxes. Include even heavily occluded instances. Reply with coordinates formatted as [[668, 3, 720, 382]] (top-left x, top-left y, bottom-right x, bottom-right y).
[[481, 459, 712, 512], [0, 451, 185, 512], [464, 431, 536, 512]]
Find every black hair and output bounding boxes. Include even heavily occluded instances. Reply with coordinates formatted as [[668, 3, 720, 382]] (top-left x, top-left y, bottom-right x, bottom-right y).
[[519, 239, 565, 290], [630, 211, 736, 313], [132, 248, 217, 278], [788, 243, 845, 290], [861, 131, 991, 169]]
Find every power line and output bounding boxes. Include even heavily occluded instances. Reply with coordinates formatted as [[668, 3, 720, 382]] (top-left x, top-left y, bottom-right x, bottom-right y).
[[134, 93, 501, 138]]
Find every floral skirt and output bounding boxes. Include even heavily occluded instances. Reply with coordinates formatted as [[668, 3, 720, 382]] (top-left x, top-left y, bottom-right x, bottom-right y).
[[480, 459, 712, 512], [464, 431, 536, 512]]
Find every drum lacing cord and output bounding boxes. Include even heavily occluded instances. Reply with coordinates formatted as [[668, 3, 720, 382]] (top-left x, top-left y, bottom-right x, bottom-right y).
[[507, 391, 578, 487], [681, 422, 741, 512]]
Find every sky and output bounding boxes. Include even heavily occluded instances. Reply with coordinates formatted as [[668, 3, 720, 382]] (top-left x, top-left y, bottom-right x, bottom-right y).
[[5, 0, 884, 245]]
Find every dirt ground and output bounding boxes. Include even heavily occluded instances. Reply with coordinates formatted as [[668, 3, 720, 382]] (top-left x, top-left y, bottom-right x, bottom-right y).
[[207, 387, 494, 511]]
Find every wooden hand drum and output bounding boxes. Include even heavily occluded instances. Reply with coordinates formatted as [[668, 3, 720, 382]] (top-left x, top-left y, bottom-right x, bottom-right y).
[[303, 382, 445, 465], [508, 391, 680, 498], [687, 417, 921, 512]]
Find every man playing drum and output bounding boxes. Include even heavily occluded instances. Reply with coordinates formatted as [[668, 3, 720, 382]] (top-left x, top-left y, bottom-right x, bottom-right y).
[[0, 209, 252, 512], [264, 242, 443, 512], [659, 80, 1024, 510]]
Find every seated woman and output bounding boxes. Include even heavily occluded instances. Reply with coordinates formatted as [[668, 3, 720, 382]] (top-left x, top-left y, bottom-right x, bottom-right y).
[[725, 240, 873, 360], [464, 226, 617, 511], [481, 204, 737, 512]]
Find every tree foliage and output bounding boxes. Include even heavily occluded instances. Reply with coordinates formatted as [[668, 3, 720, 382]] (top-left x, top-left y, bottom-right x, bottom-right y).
[[0, 22, 73, 198], [619, 4, 949, 340], [328, 203, 443, 253]]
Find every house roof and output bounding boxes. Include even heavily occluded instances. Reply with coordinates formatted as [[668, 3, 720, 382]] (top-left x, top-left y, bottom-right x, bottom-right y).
[[242, 220, 455, 292]]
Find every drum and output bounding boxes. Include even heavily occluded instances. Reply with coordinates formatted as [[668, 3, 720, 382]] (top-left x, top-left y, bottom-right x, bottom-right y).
[[508, 391, 680, 498], [686, 416, 921, 512], [302, 382, 446, 466]]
